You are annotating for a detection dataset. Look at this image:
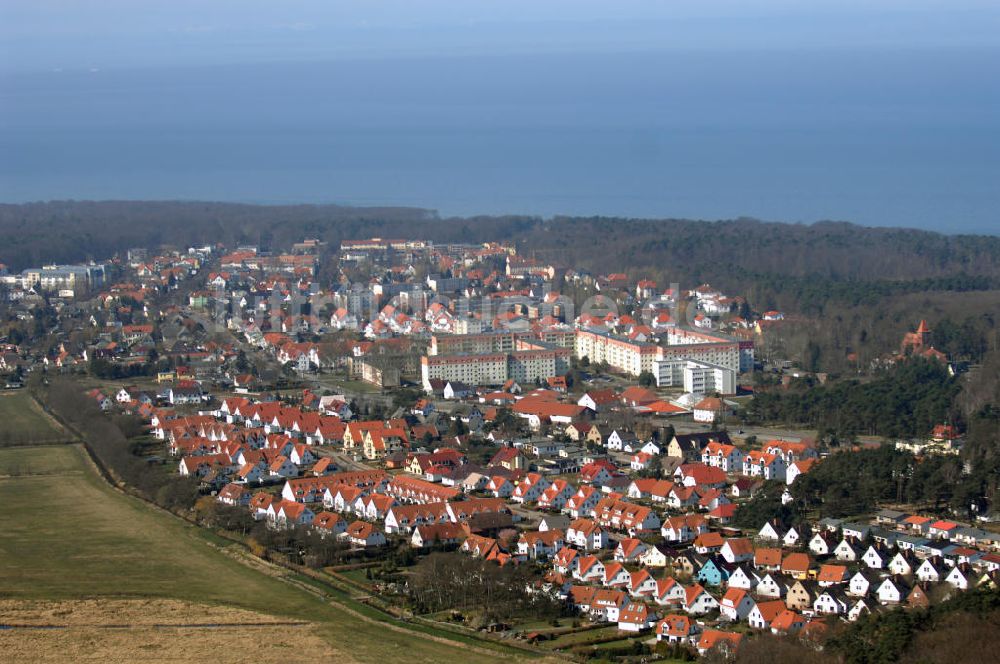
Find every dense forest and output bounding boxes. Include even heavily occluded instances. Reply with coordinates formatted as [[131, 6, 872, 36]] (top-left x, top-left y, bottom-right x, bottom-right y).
[[729, 587, 1000, 664], [4, 201, 1000, 284], [733, 444, 975, 522], [744, 359, 961, 438]]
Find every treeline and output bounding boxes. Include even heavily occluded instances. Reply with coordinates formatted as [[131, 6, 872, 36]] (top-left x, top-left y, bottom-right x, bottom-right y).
[[742, 272, 999, 315], [744, 359, 960, 438], [530, 217, 1000, 285], [407, 551, 566, 625], [193, 497, 378, 569], [825, 587, 1000, 664], [790, 445, 969, 518], [731, 482, 804, 530], [731, 587, 1000, 664], [88, 357, 159, 380], [733, 441, 989, 522], [35, 377, 198, 511], [3, 202, 1000, 284]]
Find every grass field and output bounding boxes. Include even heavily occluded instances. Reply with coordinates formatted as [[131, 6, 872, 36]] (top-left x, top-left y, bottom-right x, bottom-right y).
[[545, 624, 624, 648], [0, 445, 547, 663], [0, 391, 73, 445]]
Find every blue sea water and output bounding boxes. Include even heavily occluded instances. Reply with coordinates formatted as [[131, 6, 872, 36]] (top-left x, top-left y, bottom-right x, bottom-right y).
[[1, 49, 998, 233]]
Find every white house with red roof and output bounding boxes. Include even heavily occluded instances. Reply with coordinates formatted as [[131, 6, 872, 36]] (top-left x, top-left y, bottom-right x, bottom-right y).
[[344, 521, 387, 547], [742, 450, 787, 482], [567, 518, 609, 550], [512, 472, 551, 504], [661, 514, 709, 543], [564, 486, 602, 518], [553, 546, 580, 574], [683, 584, 719, 615], [720, 587, 756, 621], [590, 589, 629, 622], [487, 475, 515, 498], [693, 397, 733, 423], [217, 483, 250, 506], [537, 479, 575, 510], [517, 530, 565, 560], [578, 461, 616, 486], [577, 389, 619, 413], [630, 452, 654, 471], [656, 615, 699, 644], [720, 538, 755, 564], [312, 511, 347, 537], [786, 458, 818, 484], [270, 500, 315, 529], [674, 463, 727, 489], [629, 568, 659, 598], [268, 455, 299, 478], [614, 537, 648, 563], [765, 439, 818, 465], [702, 441, 744, 472], [235, 462, 265, 484], [617, 603, 657, 631], [603, 562, 632, 588], [289, 443, 316, 466], [573, 555, 606, 583], [654, 577, 686, 606]]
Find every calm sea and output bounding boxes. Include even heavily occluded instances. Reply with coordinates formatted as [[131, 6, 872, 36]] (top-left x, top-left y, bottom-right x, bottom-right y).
[[1, 49, 997, 233]]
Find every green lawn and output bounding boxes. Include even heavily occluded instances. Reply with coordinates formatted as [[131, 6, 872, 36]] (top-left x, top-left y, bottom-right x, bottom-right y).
[[545, 624, 623, 648], [338, 567, 377, 590], [0, 445, 541, 662], [0, 391, 73, 446]]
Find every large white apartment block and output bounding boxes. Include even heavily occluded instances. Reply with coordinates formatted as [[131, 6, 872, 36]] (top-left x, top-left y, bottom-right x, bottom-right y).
[[507, 349, 570, 383], [661, 330, 741, 372], [575, 327, 749, 378], [654, 359, 737, 395], [422, 353, 507, 390], [574, 328, 661, 376], [19, 264, 107, 292]]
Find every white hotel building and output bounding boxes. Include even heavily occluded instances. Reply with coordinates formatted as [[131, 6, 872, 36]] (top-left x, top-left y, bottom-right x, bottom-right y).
[[654, 359, 737, 395], [575, 327, 748, 378]]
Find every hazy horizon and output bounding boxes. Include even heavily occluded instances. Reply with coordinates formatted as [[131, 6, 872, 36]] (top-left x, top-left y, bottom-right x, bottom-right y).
[[2, 1, 998, 234]]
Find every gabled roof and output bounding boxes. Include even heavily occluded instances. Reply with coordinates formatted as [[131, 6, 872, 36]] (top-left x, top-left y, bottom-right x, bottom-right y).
[[754, 548, 782, 567], [753, 599, 787, 623], [781, 552, 812, 573], [723, 538, 753, 556], [770, 609, 804, 632], [817, 564, 848, 583], [684, 583, 709, 606], [697, 630, 742, 652]]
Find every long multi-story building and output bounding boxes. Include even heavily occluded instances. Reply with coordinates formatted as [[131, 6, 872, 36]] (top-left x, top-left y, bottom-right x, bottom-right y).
[[664, 328, 752, 372], [574, 328, 661, 376], [422, 352, 508, 390], [19, 264, 107, 293], [421, 348, 571, 392], [430, 332, 521, 356], [507, 348, 571, 383], [575, 327, 751, 377], [657, 342, 740, 373], [430, 331, 574, 357], [339, 238, 431, 263]]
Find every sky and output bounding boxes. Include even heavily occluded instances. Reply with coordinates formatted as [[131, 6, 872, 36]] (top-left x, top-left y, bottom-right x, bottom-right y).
[[1, 1, 998, 233], [4, 1, 1000, 72]]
